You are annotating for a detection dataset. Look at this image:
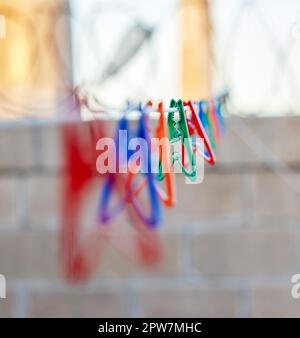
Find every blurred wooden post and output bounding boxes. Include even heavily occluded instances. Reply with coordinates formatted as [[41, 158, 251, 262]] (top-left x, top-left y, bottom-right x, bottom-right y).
[[0, 13, 5, 38], [180, 0, 212, 100], [0, 0, 72, 118]]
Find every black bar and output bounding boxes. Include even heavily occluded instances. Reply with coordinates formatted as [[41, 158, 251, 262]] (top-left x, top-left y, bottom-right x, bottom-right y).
[[0, 318, 298, 337]]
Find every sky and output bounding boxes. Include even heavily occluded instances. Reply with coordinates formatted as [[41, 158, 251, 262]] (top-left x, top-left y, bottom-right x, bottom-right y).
[[71, 0, 300, 115], [70, 0, 179, 109]]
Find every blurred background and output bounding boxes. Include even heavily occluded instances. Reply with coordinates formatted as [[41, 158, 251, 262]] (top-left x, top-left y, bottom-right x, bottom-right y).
[[1, 0, 300, 317]]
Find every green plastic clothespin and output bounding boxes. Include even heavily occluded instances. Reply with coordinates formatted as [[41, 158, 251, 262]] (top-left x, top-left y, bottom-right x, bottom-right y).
[[167, 99, 197, 181], [156, 160, 165, 181]]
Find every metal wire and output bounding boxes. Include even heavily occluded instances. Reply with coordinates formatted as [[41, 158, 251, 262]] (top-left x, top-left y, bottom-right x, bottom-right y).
[[211, 0, 300, 115]]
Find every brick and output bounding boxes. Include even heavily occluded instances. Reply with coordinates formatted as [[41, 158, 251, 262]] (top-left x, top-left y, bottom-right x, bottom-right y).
[[193, 228, 298, 276], [252, 172, 300, 217], [27, 177, 61, 229], [164, 173, 241, 225], [0, 178, 19, 229], [29, 292, 127, 318], [38, 124, 63, 169], [73, 179, 181, 278], [217, 117, 300, 165], [0, 231, 59, 279], [245, 117, 300, 164], [96, 232, 181, 278], [216, 117, 261, 165], [0, 125, 34, 168], [141, 288, 239, 317], [0, 296, 11, 318], [252, 287, 300, 317]]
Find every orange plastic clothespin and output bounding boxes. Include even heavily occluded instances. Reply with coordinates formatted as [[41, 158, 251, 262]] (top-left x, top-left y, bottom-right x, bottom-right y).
[[132, 101, 176, 207], [150, 101, 175, 206]]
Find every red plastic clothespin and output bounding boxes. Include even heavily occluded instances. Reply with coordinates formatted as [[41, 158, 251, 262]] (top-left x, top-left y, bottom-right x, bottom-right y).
[[208, 99, 222, 144], [61, 118, 163, 283], [61, 120, 106, 282], [184, 100, 216, 166]]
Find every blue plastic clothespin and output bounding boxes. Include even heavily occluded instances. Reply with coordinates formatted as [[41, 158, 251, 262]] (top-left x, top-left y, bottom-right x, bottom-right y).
[[98, 103, 161, 227], [197, 100, 211, 158], [98, 111, 131, 223], [216, 99, 226, 134], [127, 103, 162, 227]]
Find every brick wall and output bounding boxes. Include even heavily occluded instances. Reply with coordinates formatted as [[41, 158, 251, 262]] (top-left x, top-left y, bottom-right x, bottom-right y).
[[0, 116, 300, 318]]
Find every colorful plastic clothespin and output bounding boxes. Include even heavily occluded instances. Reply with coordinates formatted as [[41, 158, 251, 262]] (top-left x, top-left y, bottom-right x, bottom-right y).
[[167, 99, 197, 181], [99, 104, 162, 228], [132, 101, 176, 207], [125, 104, 162, 227], [153, 102, 175, 206], [215, 98, 226, 135], [61, 117, 109, 283], [199, 100, 216, 149], [98, 113, 132, 223], [208, 99, 221, 144], [184, 100, 216, 166]]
